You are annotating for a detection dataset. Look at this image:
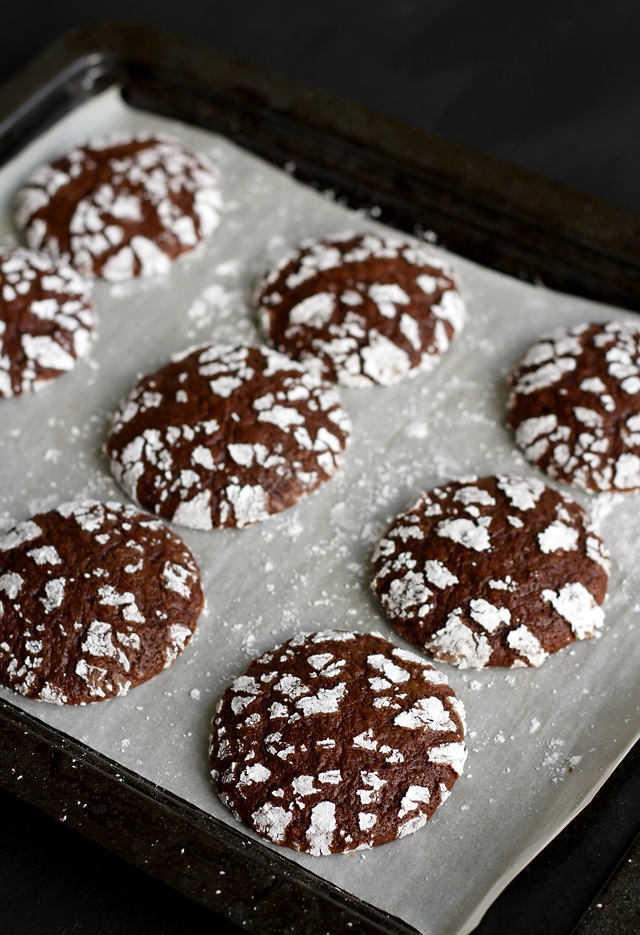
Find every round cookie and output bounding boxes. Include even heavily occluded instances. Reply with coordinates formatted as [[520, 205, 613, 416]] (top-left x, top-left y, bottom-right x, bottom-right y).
[[507, 320, 640, 493], [0, 246, 95, 398], [209, 629, 466, 855], [13, 132, 222, 282], [104, 342, 352, 530], [371, 475, 609, 670], [0, 499, 203, 704], [255, 231, 466, 387]]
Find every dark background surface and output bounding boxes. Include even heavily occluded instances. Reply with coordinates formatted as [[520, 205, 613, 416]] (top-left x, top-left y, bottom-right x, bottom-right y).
[[0, 2, 639, 934]]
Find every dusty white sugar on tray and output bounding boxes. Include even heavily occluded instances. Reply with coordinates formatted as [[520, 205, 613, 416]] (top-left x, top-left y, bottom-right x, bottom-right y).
[[0, 88, 638, 935]]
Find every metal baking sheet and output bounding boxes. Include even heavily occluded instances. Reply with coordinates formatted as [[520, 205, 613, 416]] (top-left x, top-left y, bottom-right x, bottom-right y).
[[1, 82, 639, 935], [0, 23, 638, 933]]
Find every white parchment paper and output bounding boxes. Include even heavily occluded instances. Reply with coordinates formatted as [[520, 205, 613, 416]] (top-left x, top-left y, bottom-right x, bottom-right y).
[[0, 88, 639, 935]]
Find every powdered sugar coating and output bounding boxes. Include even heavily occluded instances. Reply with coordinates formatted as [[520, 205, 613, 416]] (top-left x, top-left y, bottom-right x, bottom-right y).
[[255, 231, 466, 386], [371, 475, 609, 669], [0, 500, 203, 704], [13, 132, 222, 281], [507, 320, 640, 492], [105, 342, 352, 529], [0, 247, 94, 397], [209, 630, 466, 854]]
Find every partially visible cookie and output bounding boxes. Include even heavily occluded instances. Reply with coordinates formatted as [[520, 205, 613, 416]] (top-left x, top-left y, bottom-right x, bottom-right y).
[[507, 320, 640, 492], [0, 500, 203, 704], [209, 629, 466, 855], [371, 475, 609, 669], [104, 342, 352, 530], [255, 231, 466, 386], [0, 246, 95, 397], [13, 132, 222, 281]]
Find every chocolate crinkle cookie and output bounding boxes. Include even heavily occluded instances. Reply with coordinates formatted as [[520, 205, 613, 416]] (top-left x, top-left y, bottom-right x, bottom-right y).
[[13, 132, 222, 281], [104, 342, 352, 530], [0, 246, 95, 397], [507, 320, 640, 493], [371, 475, 610, 670], [0, 500, 203, 704], [209, 630, 466, 855], [255, 231, 466, 387]]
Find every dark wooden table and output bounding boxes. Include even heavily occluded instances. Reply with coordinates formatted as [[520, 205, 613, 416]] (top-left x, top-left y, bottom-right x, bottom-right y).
[[0, 3, 639, 933]]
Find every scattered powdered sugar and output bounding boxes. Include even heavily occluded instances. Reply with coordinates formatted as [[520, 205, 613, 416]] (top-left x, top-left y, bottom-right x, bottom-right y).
[[538, 521, 579, 554], [542, 583, 604, 638], [436, 518, 491, 552], [428, 614, 493, 670], [424, 559, 459, 589], [306, 801, 337, 856], [251, 803, 292, 843], [0, 572, 23, 599], [506, 626, 548, 667], [394, 697, 456, 732], [40, 577, 66, 613]]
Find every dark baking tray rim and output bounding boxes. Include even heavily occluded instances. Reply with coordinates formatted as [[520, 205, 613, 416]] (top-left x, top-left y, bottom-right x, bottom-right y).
[[0, 20, 639, 935]]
